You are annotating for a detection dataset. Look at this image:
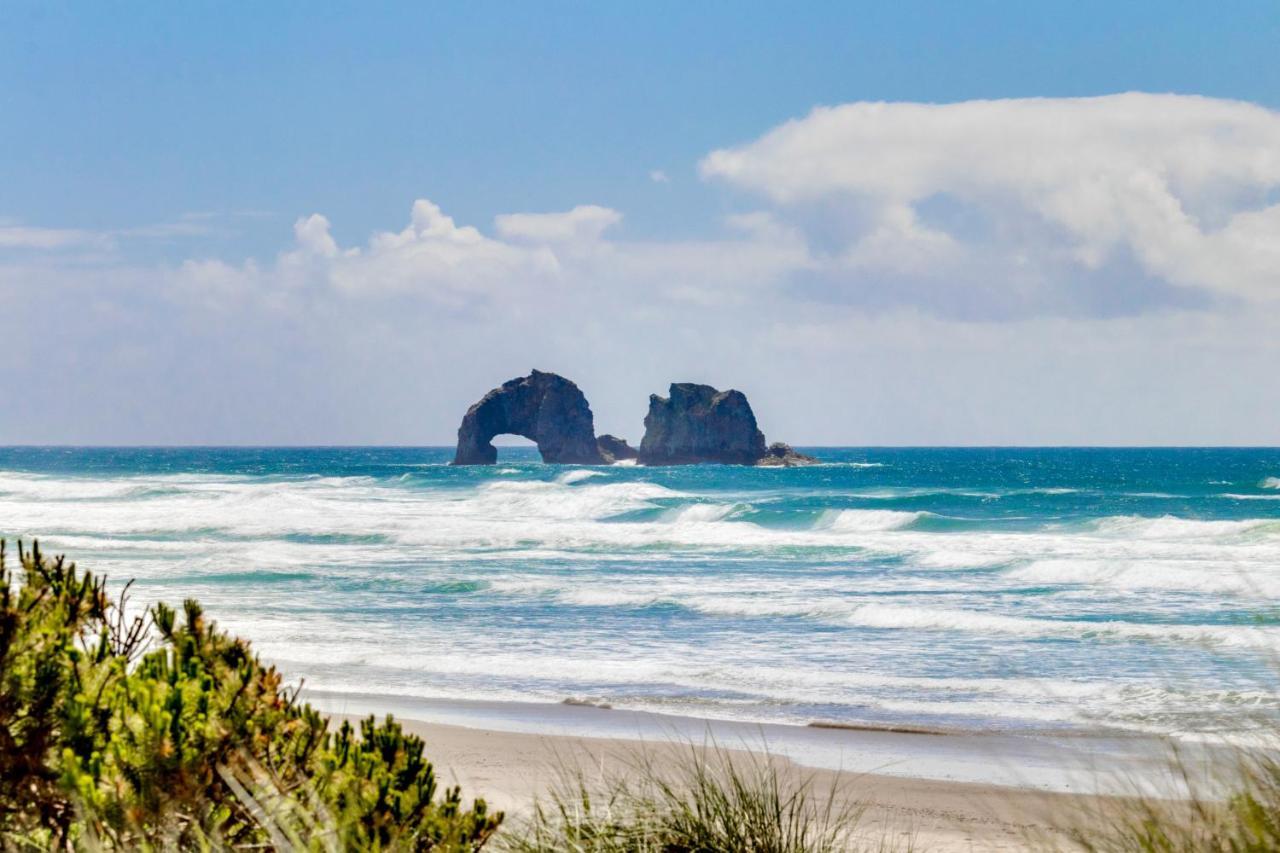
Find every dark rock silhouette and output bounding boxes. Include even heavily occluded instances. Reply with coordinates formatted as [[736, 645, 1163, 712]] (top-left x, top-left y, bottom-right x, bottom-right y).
[[638, 383, 768, 466], [756, 442, 819, 467], [596, 434, 638, 463], [452, 370, 605, 465]]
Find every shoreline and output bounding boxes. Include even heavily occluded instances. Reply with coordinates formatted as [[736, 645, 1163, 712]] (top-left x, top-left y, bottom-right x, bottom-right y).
[[305, 689, 1194, 798], [323, 709, 1139, 852]]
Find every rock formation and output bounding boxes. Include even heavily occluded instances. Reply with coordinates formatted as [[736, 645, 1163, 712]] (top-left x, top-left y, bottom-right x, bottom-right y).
[[755, 442, 819, 467], [638, 383, 768, 465], [596, 434, 638, 463], [637, 383, 818, 466], [451, 373, 817, 467], [452, 370, 605, 465]]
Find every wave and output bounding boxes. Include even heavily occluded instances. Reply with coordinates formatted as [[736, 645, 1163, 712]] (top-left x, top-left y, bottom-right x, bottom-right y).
[[809, 461, 884, 468], [813, 508, 926, 532], [1092, 515, 1275, 540], [294, 649, 1280, 739], [842, 603, 1280, 650], [1262, 477, 1280, 489], [661, 502, 743, 523], [557, 469, 605, 485], [535, 585, 1280, 651], [1008, 559, 1280, 597]]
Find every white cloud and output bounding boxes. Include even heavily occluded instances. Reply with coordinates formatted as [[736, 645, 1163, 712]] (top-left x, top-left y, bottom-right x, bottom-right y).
[[0, 212, 237, 251], [180, 198, 808, 314], [649, 169, 670, 183], [494, 204, 622, 243], [278, 200, 563, 303], [702, 93, 1280, 301], [0, 225, 110, 250]]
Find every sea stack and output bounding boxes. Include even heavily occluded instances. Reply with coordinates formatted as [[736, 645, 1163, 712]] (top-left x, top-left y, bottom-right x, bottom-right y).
[[638, 382, 814, 466], [452, 370, 605, 465]]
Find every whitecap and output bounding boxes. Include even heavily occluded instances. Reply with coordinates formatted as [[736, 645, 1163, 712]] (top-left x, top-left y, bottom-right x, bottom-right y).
[[844, 602, 1280, 651], [557, 469, 605, 485], [1092, 514, 1273, 540], [661, 503, 742, 524], [813, 508, 925, 532], [1008, 558, 1280, 597]]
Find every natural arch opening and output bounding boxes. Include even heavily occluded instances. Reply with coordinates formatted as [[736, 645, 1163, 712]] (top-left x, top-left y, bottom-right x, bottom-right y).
[[492, 434, 539, 463]]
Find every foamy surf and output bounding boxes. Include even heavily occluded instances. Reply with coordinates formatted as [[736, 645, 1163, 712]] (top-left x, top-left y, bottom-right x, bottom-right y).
[[4, 445, 1280, 742]]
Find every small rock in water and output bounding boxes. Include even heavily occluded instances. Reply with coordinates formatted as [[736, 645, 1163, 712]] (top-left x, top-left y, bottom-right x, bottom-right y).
[[596, 433, 638, 463], [755, 442, 819, 467]]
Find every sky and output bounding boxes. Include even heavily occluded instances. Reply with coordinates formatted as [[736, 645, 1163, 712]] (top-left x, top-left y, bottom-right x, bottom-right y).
[[2, 1, 1280, 445]]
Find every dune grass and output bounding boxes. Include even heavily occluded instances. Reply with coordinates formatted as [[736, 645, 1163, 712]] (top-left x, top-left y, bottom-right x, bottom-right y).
[[499, 741, 896, 853], [1067, 743, 1280, 852]]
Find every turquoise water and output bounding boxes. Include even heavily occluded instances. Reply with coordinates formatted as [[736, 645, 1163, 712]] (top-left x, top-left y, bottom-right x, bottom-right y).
[[3, 446, 1280, 739]]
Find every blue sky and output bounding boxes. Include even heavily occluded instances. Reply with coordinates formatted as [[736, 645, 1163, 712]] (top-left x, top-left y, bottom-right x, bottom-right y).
[[3, 3, 1280, 444]]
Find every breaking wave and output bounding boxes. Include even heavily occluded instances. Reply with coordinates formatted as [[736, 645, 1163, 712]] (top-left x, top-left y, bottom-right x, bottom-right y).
[[813, 508, 926, 531]]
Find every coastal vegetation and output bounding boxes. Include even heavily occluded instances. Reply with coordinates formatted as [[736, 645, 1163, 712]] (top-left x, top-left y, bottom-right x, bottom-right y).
[[1070, 747, 1280, 852], [502, 744, 867, 853], [0, 540, 500, 850]]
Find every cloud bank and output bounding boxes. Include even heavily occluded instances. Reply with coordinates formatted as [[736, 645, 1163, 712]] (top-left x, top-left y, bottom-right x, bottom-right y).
[[703, 93, 1280, 313]]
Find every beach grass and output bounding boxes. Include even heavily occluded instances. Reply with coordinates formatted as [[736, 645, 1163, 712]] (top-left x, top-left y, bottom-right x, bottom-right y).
[[500, 741, 897, 853], [1065, 742, 1280, 852]]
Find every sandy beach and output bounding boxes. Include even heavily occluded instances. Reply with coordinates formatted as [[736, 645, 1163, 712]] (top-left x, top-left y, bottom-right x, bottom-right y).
[[318, 691, 1184, 851], [339, 713, 1128, 851]]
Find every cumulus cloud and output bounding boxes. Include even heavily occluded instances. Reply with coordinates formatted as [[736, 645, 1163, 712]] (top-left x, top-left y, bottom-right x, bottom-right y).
[[702, 93, 1280, 307], [172, 198, 808, 315], [272, 200, 562, 305]]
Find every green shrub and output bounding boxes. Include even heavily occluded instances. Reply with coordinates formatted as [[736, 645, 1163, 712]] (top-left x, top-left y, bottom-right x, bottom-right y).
[[0, 540, 501, 850]]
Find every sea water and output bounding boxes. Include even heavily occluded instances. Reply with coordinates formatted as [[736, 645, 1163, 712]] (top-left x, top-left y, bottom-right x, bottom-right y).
[[3, 446, 1279, 741]]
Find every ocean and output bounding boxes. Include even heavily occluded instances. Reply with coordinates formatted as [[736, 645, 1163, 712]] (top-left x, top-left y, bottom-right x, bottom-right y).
[[3, 446, 1279, 742]]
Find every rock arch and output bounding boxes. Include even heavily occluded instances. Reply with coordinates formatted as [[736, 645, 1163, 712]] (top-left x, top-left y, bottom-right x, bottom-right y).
[[451, 370, 605, 465]]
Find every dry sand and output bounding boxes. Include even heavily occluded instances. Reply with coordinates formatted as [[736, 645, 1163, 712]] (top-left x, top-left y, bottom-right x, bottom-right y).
[[339, 714, 1126, 851]]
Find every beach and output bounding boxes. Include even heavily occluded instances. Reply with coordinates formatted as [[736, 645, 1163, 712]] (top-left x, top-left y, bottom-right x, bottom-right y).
[[315, 690, 1214, 850], [328, 708, 1137, 851]]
